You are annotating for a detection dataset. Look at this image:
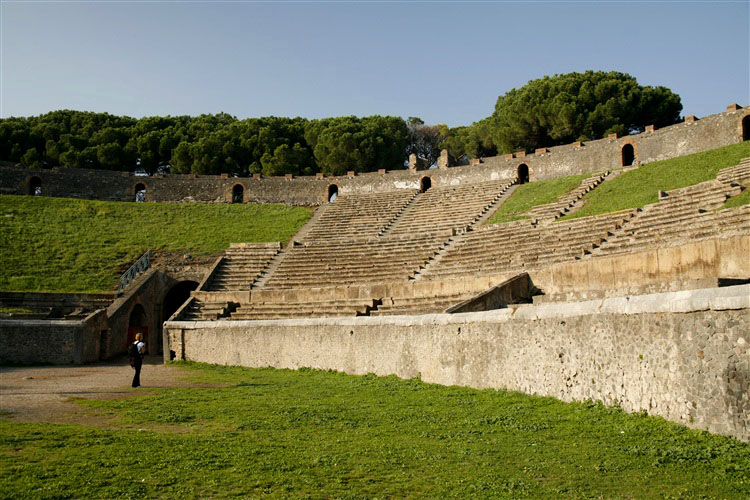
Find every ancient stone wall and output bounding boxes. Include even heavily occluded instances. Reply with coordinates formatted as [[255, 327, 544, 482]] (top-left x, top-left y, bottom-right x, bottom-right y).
[[0, 264, 210, 365], [1, 106, 747, 205], [165, 285, 750, 441]]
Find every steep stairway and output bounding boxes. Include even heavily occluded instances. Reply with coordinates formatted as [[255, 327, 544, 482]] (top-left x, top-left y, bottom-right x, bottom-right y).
[[473, 183, 518, 227]]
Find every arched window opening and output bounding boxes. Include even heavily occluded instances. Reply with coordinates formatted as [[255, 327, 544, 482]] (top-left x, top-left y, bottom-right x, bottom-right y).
[[29, 177, 42, 196], [621, 144, 635, 166], [127, 304, 148, 349], [232, 184, 244, 204], [134, 183, 146, 203], [420, 176, 432, 193], [742, 115, 750, 141], [328, 184, 339, 203], [517, 164, 529, 184]]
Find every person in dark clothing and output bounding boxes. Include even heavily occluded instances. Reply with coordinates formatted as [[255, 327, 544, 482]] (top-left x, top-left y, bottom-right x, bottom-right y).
[[131, 333, 145, 388]]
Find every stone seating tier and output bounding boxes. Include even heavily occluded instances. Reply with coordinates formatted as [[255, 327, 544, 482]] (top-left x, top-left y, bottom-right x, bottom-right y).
[[207, 244, 281, 291], [386, 180, 514, 236], [371, 292, 477, 316], [716, 158, 750, 185], [439, 212, 633, 258], [420, 211, 636, 280], [304, 190, 418, 240], [263, 232, 451, 289], [230, 298, 377, 320], [625, 206, 742, 236], [179, 300, 234, 321], [595, 205, 750, 256]]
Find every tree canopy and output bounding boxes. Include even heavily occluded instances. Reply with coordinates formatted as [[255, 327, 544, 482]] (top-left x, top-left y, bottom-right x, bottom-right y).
[[443, 71, 682, 158]]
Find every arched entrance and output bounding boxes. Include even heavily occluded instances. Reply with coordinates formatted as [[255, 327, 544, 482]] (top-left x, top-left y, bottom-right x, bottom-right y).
[[127, 304, 148, 351], [28, 176, 42, 196], [517, 164, 529, 184], [621, 143, 635, 166], [327, 184, 339, 203], [134, 183, 146, 202], [742, 115, 750, 141], [232, 184, 244, 204], [420, 176, 432, 192], [162, 281, 198, 323], [161, 281, 198, 355]]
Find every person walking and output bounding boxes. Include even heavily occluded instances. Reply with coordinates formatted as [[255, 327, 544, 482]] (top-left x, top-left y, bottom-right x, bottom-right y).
[[131, 333, 145, 388]]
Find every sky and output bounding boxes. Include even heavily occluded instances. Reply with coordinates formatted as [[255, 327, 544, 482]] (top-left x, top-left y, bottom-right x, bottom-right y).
[[1, 1, 748, 128]]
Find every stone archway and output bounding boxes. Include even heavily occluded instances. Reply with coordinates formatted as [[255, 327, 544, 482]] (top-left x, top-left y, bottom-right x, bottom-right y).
[[621, 143, 636, 166], [134, 183, 146, 202], [517, 164, 529, 184], [420, 176, 432, 192], [232, 184, 244, 204], [327, 184, 339, 203], [28, 176, 42, 196], [742, 115, 750, 141]]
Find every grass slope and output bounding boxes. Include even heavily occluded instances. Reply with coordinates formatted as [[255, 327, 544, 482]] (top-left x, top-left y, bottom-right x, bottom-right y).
[[1, 363, 748, 498], [565, 141, 750, 219], [0, 196, 311, 293], [487, 173, 590, 224]]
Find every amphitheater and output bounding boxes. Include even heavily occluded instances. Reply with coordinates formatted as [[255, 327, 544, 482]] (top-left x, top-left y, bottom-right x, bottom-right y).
[[1, 105, 749, 441]]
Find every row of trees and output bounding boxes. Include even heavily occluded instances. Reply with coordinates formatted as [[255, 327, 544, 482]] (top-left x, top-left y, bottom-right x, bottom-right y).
[[0, 71, 683, 175], [0, 112, 411, 176]]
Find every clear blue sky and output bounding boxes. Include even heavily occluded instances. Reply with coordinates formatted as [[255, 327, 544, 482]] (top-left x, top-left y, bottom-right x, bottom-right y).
[[1, 1, 748, 128]]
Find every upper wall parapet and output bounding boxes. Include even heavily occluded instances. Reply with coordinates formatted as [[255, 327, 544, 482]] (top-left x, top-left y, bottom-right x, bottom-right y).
[[1, 105, 747, 206]]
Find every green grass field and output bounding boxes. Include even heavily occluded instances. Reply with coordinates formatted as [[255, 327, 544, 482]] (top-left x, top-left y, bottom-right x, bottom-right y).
[[487, 173, 590, 224], [0, 196, 311, 293], [0, 363, 747, 498], [563, 141, 750, 219]]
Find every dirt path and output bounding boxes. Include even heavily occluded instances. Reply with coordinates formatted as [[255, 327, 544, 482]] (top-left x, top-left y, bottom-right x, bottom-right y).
[[0, 356, 195, 425]]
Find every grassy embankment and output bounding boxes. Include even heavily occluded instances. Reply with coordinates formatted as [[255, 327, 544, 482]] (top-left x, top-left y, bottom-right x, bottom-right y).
[[0, 196, 311, 293], [487, 141, 750, 226], [563, 141, 750, 219], [0, 363, 747, 498], [486, 173, 590, 224]]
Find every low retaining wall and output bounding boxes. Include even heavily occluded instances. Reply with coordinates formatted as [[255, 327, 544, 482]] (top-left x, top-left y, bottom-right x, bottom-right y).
[[166, 285, 750, 441], [0, 310, 107, 364]]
